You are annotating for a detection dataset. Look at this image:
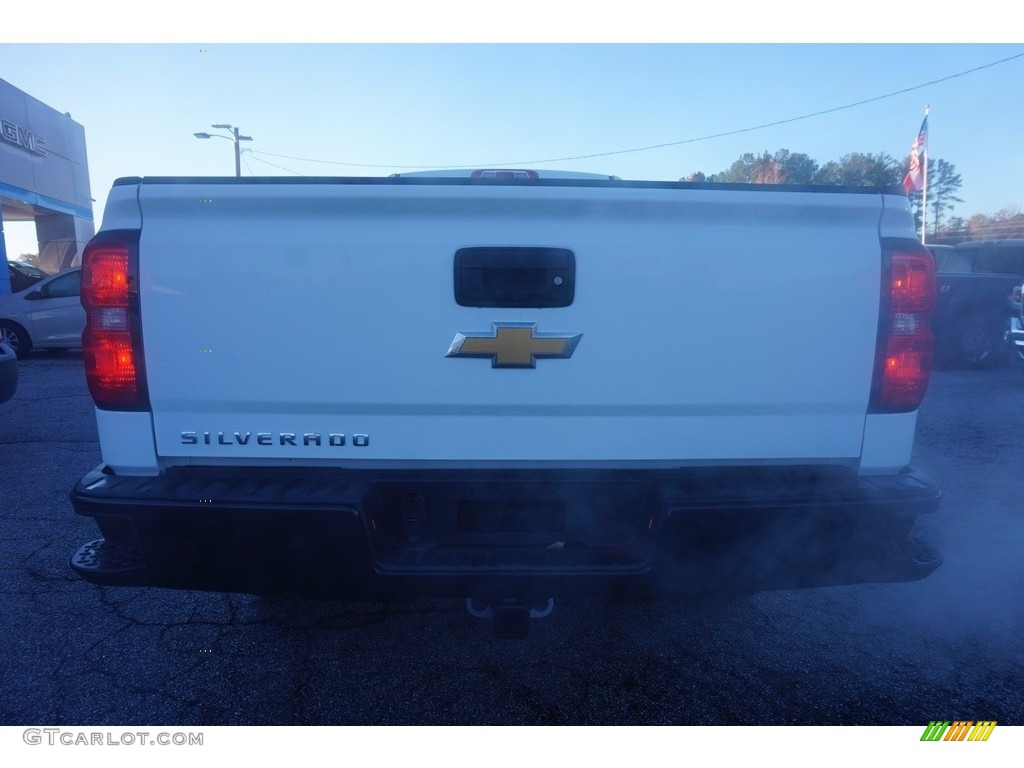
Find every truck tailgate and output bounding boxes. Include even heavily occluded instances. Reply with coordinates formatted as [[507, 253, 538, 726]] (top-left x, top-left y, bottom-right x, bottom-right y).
[[136, 181, 884, 466]]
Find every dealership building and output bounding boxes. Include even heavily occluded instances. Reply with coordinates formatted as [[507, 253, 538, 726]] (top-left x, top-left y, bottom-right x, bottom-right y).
[[0, 78, 94, 295]]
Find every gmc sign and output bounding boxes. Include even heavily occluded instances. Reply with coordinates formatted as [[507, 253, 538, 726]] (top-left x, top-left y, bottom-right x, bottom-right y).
[[0, 118, 47, 156]]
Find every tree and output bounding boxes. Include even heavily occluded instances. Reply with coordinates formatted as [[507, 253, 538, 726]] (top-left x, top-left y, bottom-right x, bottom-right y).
[[770, 149, 818, 184], [813, 153, 901, 187], [928, 159, 963, 236], [752, 152, 782, 184], [712, 149, 818, 184], [705, 149, 907, 187], [714, 152, 760, 183], [19, 253, 41, 268], [943, 217, 969, 240], [908, 158, 963, 236], [966, 208, 1024, 240], [693, 151, 984, 243]]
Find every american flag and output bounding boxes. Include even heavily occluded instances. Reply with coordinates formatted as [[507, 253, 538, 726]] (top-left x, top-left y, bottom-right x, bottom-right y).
[[902, 116, 928, 194]]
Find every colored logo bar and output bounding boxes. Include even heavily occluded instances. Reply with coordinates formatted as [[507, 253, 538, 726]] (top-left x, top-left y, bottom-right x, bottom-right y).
[[921, 721, 997, 741]]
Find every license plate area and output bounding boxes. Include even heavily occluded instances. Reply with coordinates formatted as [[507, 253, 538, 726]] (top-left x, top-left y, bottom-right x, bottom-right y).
[[367, 479, 659, 573], [457, 500, 566, 536]]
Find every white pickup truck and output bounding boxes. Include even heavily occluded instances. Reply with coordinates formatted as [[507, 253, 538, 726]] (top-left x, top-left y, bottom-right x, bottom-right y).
[[71, 171, 941, 636]]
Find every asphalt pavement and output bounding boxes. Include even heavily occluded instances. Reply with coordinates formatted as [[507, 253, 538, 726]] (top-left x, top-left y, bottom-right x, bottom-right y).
[[1, 351, 1022, 725]]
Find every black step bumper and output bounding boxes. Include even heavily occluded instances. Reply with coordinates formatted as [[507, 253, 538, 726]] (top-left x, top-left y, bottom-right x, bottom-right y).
[[70, 464, 942, 601]]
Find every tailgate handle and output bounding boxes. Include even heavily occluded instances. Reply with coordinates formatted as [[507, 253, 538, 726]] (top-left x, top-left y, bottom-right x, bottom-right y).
[[454, 247, 575, 308]]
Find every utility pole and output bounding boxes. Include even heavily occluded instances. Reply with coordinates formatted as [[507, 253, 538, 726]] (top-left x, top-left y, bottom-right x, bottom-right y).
[[193, 124, 253, 177]]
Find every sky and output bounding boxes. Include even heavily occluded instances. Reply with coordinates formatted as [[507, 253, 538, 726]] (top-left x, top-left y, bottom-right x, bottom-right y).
[[2, 39, 1023, 257]]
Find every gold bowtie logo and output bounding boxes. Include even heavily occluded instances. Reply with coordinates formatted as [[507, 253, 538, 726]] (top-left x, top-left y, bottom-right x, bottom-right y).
[[446, 323, 582, 368]]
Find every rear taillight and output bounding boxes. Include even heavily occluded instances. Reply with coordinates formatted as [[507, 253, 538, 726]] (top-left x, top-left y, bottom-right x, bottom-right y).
[[870, 240, 935, 412], [81, 230, 148, 410]]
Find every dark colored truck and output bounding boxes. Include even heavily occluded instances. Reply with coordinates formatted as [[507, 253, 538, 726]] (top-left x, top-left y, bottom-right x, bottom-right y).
[[929, 240, 1024, 368]]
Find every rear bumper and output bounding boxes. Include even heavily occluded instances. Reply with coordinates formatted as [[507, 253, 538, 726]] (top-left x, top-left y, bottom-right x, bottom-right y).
[[70, 464, 942, 601]]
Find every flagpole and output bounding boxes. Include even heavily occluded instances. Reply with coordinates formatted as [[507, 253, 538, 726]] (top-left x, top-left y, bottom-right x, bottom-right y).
[[921, 105, 929, 243]]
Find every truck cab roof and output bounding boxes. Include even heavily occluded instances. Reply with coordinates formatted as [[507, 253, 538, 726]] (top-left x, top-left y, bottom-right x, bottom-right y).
[[389, 169, 621, 180]]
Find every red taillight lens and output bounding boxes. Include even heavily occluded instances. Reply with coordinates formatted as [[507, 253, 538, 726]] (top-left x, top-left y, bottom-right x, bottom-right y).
[[82, 245, 129, 306], [879, 335, 932, 409], [872, 243, 936, 412], [81, 232, 147, 410], [890, 252, 935, 312], [82, 334, 141, 405]]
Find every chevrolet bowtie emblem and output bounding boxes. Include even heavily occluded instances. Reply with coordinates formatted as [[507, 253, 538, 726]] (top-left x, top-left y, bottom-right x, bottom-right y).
[[446, 323, 582, 368]]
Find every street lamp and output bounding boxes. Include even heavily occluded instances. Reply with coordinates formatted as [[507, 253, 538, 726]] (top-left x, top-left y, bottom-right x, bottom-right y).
[[193, 124, 252, 177]]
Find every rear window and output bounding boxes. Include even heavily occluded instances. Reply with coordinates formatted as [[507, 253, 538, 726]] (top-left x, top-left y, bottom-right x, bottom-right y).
[[8, 262, 49, 279], [953, 244, 1024, 276], [928, 246, 968, 273]]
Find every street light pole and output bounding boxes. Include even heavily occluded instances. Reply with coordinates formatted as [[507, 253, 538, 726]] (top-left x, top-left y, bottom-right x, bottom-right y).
[[193, 124, 253, 177]]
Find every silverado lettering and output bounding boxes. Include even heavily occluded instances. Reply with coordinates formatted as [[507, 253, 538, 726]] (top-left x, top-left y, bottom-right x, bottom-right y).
[[179, 431, 365, 446]]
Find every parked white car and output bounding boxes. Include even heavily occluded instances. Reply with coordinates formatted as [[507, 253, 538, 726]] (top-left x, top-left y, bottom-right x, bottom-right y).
[[0, 268, 85, 359]]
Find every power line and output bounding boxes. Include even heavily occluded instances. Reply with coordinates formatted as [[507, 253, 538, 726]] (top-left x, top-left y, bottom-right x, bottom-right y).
[[245, 153, 304, 175], [245, 51, 1024, 171], [240, 149, 256, 177]]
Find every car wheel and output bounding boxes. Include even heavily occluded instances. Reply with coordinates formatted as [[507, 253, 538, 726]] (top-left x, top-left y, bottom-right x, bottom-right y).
[[952, 314, 1000, 369], [0, 322, 31, 360]]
